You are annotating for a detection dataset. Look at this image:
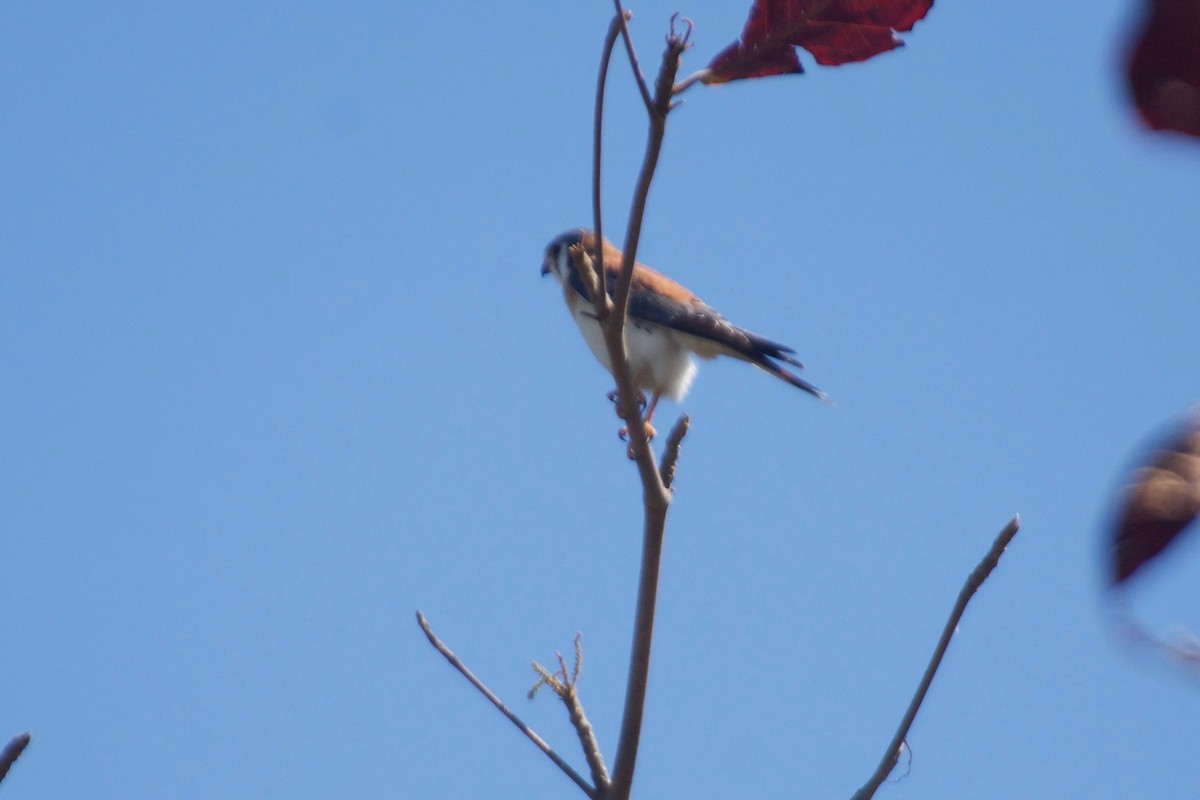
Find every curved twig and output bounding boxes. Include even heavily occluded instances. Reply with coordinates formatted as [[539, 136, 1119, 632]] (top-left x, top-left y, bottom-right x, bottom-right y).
[[851, 516, 1021, 800], [590, 11, 628, 320], [612, 0, 653, 112]]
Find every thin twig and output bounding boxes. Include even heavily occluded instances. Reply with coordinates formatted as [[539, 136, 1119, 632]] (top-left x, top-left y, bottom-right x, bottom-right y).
[[612, 0, 653, 112], [590, 12, 627, 321], [0, 732, 30, 785], [566, 685, 609, 793], [590, 11, 628, 319], [659, 414, 690, 490], [609, 34, 688, 329], [568, 690, 609, 796], [851, 515, 1021, 800], [415, 611, 597, 799], [529, 634, 611, 795]]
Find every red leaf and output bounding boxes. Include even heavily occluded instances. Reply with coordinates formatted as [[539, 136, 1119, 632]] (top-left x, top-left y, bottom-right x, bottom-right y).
[[1111, 412, 1200, 585], [1127, 0, 1200, 138], [706, 0, 933, 84], [794, 20, 904, 66], [707, 40, 804, 82]]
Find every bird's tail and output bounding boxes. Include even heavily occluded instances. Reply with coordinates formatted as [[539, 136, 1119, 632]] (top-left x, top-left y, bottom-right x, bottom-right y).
[[743, 333, 828, 401], [754, 356, 829, 402]]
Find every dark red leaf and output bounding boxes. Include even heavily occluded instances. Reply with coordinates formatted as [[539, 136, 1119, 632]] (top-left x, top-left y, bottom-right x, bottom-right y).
[[1127, 0, 1200, 138], [803, 0, 931, 29], [1111, 413, 1200, 585], [707, 40, 804, 82], [706, 0, 933, 84], [794, 20, 903, 66]]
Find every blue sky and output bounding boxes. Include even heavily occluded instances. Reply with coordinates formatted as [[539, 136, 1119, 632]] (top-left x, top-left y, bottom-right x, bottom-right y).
[[3, 1, 1200, 797]]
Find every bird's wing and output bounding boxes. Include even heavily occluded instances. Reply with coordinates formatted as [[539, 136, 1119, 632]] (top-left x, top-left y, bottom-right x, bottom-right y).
[[620, 264, 827, 401]]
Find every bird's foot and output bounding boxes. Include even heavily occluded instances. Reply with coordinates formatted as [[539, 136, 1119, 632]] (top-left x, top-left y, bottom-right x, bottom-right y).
[[608, 389, 647, 419], [618, 421, 657, 459]]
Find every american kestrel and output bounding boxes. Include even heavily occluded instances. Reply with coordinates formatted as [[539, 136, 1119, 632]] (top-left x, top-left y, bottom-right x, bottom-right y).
[[542, 229, 825, 436]]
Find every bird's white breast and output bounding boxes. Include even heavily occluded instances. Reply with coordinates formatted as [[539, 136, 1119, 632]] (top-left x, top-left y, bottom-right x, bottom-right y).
[[567, 297, 696, 401]]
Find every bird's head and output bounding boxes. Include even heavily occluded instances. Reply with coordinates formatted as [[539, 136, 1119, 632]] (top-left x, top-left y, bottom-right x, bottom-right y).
[[541, 229, 586, 284]]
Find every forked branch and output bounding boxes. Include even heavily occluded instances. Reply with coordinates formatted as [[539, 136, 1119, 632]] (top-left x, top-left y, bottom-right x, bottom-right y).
[[416, 611, 598, 798], [598, 22, 691, 800]]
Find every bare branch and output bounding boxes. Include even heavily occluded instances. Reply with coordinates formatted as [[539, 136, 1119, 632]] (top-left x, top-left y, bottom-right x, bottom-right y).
[[603, 28, 690, 490], [530, 636, 611, 795], [567, 686, 609, 794], [590, 11, 627, 320], [573, 631, 584, 686], [851, 515, 1022, 800], [600, 25, 691, 800], [608, 32, 689, 331], [415, 611, 597, 799], [612, 0, 653, 112], [609, 494, 670, 800], [0, 732, 30, 785], [659, 414, 690, 490]]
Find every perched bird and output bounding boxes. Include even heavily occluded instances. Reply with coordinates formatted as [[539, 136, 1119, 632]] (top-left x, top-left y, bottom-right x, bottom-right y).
[[541, 229, 825, 436]]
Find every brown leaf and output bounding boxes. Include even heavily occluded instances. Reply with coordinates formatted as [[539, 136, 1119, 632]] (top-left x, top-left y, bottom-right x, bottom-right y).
[[1112, 412, 1200, 585]]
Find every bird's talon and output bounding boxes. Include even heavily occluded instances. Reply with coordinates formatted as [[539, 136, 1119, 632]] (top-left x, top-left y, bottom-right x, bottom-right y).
[[618, 422, 655, 450], [608, 390, 647, 420]]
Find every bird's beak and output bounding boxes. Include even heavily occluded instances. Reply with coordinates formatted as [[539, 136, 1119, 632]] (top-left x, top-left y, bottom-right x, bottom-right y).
[[540, 258, 551, 277]]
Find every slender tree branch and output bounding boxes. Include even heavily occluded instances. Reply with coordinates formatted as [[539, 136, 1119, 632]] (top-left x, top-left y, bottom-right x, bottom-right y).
[[612, 0, 653, 112], [590, 11, 628, 321], [0, 732, 30, 785], [566, 687, 609, 795], [416, 611, 597, 799], [659, 414, 690, 490], [603, 27, 690, 483], [602, 28, 690, 800], [851, 515, 1022, 800], [609, 492, 670, 800]]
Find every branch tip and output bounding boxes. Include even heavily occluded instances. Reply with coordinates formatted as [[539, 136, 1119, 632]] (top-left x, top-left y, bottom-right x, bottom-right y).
[[612, 0, 654, 112], [659, 414, 690, 489], [851, 516, 1022, 800]]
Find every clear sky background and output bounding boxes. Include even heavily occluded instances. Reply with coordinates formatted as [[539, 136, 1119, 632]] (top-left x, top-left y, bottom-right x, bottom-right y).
[[4, 1, 1200, 798]]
